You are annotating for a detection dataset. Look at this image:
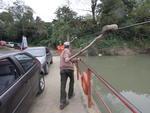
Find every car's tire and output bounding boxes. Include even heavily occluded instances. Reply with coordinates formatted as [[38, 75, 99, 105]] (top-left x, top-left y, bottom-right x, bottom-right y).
[[44, 63, 49, 75], [37, 75, 45, 95]]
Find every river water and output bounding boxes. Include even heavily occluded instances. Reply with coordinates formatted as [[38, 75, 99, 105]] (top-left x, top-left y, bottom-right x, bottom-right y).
[[83, 55, 150, 113]]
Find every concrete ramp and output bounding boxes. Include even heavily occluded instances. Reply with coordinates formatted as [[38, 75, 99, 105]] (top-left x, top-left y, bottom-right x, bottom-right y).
[[28, 56, 89, 113]]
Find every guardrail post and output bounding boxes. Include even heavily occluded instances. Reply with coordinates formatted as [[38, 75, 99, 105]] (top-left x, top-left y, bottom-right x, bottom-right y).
[[78, 60, 141, 113], [87, 68, 92, 108]]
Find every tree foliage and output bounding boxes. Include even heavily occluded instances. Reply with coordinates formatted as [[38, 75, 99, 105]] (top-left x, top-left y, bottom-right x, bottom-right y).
[[0, 0, 48, 45], [52, 6, 77, 42], [94, 0, 150, 48], [91, 0, 98, 22], [0, 0, 149, 49]]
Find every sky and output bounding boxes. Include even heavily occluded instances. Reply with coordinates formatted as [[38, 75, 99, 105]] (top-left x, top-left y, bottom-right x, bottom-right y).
[[24, 0, 91, 22], [2, 0, 91, 22]]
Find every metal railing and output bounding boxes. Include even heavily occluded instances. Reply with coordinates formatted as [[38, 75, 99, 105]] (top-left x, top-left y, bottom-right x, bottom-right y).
[[75, 59, 142, 113]]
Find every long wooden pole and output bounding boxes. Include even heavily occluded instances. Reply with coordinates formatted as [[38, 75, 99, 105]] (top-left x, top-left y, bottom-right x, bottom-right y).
[[69, 33, 104, 60], [69, 24, 118, 60]]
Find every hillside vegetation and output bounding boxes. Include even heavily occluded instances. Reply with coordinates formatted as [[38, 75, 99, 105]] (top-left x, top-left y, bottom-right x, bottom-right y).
[[0, 0, 149, 55]]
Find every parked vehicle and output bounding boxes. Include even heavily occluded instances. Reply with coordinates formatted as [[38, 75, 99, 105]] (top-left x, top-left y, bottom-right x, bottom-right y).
[[14, 43, 21, 50], [24, 47, 53, 75], [6, 42, 14, 48], [0, 51, 45, 113], [0, 41, 6, 46]]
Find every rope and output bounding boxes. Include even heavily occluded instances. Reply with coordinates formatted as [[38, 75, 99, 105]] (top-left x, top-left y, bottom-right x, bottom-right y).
[[118, 20, 150, 30], [77, 20, 150, 52]]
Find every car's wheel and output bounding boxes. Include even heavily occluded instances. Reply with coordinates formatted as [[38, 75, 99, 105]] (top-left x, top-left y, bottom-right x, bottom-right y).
[[44, 63, 49, 75], [37, 75, 45, 95]]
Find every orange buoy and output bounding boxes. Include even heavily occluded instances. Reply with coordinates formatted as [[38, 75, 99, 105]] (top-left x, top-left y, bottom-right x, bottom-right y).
[[81, 72, 90, 95]]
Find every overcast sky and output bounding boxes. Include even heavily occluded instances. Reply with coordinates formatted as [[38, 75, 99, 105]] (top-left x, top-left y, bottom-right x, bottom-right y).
[[24, 0, 90, 21], [1, 0, 91, 22], [24, 0, 91, 22]]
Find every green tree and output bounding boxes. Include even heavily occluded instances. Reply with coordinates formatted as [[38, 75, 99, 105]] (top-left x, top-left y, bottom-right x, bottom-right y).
[[95, 0, 150, 48], [56, 6, 77, 22], [0, 11, 17, 41], [91, 0, 98, 22], [28, 16, 48, 45], [52, 6, 77, 42]]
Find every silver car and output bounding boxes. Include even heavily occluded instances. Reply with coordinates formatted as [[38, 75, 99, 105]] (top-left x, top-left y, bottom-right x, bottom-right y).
[[24, 47, 53, 75]]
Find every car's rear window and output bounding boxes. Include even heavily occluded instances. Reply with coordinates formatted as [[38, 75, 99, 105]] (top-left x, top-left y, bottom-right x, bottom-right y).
[[25, 48, 46, 57], [15, 54, 36, 72]]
